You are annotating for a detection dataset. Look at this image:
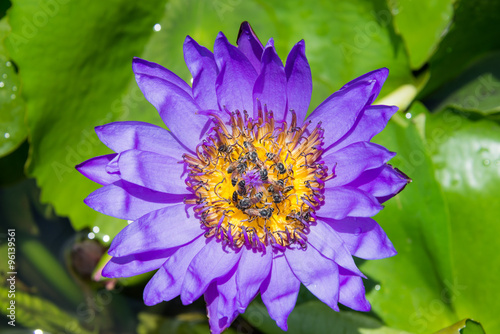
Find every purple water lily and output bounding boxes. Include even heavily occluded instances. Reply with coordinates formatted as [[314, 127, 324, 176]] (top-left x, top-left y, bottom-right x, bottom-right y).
[[77, 22, 410, 333]]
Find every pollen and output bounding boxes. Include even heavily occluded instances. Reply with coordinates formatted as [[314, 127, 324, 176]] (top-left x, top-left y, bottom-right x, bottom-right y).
[[184, 105, 331, 250]]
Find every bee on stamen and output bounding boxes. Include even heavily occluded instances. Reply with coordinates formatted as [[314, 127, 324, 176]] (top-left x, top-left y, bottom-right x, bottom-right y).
[[237, 180, 247, 196], [238, 191, 263, 210], [266, 152, 287, 174], [245, 207, 274, 220]]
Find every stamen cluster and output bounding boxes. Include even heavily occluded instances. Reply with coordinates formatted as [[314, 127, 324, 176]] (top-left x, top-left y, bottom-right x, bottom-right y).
[[184, 105, 331, 250]]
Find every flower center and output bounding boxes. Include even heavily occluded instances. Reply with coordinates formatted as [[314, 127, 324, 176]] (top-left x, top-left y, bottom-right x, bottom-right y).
[[184, 106, 330, 250]]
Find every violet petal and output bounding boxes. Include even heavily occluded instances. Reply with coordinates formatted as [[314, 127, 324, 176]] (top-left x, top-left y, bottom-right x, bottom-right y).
[[236, 21, 264, 73], [84, 180, 189, 221], [319, 216, 397, 260], [340, 68, 388, 105], [76, 154, 119, 185], [323, 141, 396, 187], [184, 36, 219, 110], [95, 121, 187, 158], [319, 186, 383, 220], [285, 40, 312, 124], [181, 240, 242, 305], [143, 235, 207, 305], [307, 80, 376, 149], [285, 245, 340, 311], [307, 220, 365, 277], [132, 57, 192, 96], [108, 204, 203, 257], [253, 43, 287, 121], [329, 105, 398, 152], [117, 149, 187, 194], [133, 72, 210, 152], [102, 248, 176, 278], [214, 32, 258, 114], [350, 164, 410, 201], [260, 253, 300, 331], [236, 245, 272, 312], [339, 268, 371, 311]]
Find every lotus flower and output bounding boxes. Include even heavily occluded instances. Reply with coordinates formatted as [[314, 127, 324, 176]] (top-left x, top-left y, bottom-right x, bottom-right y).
[[77, 22, 410, 333]]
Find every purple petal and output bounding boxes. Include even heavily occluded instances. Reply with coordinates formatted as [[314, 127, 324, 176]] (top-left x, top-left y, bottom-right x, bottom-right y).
[[95, 121, 187, 158], [340, 68, 388, 105], [323, 142, 395, 187], [133, 72, 210, 152], [260, 253, 300, 331], [143, 235, 207, 305], [253, 44, 287, 121], [236, 246, 272, 312], [339, 268, 371, 311], [184, 36, 219, 110], [102, 248, 176, 278], [108, 204, 204, 257], [285, 245, 340, 311], [307, 221, 364, 277], [307, 80, 376, 149], [236, 21, 264, 73], [205, 283, 225, 334], [285, 40, 312, 124], [216, 268, 240, 327], [84, 180, 188, 221], [349, 164, 410, 201], [319, 216, 396, 260], [330, 105, 398, 151], [117, 149, 187, 194], [76, 154, 119, 185], [132, 57, 192, 96], [319, 186, 383, 220], [181, 240, 241, 305], [214, 32, 258, 113]]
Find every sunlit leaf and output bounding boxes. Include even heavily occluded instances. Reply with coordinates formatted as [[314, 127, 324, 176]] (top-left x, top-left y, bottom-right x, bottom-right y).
[[425, 109, 500, 333], [387, 0, 454, 69]]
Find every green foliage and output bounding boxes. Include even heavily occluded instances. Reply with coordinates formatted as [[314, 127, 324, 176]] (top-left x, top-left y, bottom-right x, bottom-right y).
[[387, 0, 455, 69], [244, 301, 413, 334], [0, 286, 93, 334]]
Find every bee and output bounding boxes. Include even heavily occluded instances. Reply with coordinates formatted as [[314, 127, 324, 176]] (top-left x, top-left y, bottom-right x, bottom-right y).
[[286, 208, 311, 223], [227, 159, 247, 174], [259, 168, 268, 181], [272, 192, 283, 204], [232, 191, 239, 205], [237, 180, 247, 196], [268, 179, 293, 194], [266, 152, 286, 174], [244, 141, 258, 163], [245, 207, 274, 219], [229, 160, 247, 186], [238, 191, 263, 210]]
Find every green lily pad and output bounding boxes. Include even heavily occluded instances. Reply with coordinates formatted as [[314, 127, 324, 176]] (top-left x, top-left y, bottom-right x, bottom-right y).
[[0, 51, 26, 157], [425, 108, 500, 333], [387, 0, 455, 69], [435, 319, 486, 334], [244, 301, 413, 334], [5, 0, 168, 238]]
